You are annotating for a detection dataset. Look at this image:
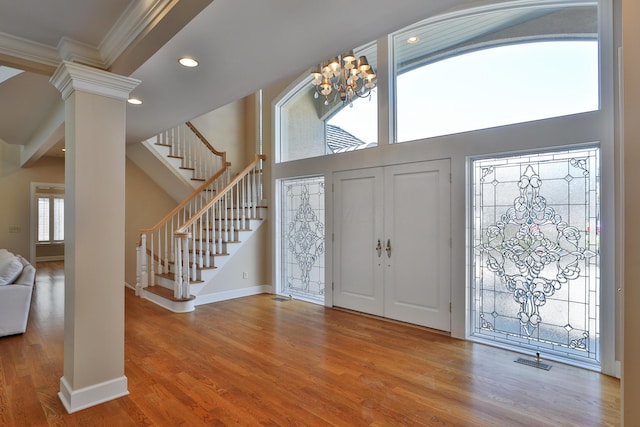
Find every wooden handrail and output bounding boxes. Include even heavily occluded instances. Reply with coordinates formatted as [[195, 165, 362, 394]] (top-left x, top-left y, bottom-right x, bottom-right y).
[[185, 121, 227, 160], [139, 163, 230, 237], [176, 154, 265, 233]]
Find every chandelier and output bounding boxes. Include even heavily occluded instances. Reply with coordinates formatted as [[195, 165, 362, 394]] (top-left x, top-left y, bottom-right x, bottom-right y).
[[310, 51, 377, 106]]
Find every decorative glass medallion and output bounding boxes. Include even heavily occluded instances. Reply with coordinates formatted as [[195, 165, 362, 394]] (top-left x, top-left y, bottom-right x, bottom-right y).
[[281, 177, 325, 301], [471, 147, 600, 367]]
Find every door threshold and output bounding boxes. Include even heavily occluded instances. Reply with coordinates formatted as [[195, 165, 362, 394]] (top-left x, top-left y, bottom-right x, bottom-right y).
[[331, 306, 452, 337]]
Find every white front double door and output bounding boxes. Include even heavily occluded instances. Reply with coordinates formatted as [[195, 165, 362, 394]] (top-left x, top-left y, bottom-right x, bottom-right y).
[[333, 160, 451, 331]]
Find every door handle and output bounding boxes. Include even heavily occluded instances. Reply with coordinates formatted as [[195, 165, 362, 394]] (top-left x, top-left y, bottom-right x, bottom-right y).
[[386, 239, 391, 258], [376, 239, 382, 257]]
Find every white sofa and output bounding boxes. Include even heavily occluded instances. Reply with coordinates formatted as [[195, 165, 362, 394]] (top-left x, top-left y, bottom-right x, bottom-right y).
[[0, 249, 36, 337]]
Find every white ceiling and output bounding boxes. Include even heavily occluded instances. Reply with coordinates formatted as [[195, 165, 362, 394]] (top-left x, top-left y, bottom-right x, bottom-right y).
[[0, 0, 476, 158]]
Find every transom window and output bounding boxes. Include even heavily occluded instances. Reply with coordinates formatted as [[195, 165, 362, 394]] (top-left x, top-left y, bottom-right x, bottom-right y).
[[393, 4, 598, 142]]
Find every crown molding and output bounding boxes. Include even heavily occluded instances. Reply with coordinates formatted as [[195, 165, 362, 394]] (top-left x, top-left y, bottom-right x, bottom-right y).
[[99, 0, 176, 68], [0, 1, 172, 74], [0, 31, 60, 71], [57, 37, 106, 70], [50, 61, 140, 101]]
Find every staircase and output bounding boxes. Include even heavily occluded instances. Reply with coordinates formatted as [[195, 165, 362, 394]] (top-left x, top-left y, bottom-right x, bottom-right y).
[[135, 122, 267, 312]]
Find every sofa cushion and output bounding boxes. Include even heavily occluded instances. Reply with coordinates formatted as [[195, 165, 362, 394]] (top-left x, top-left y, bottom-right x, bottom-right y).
[[0, 251, 24, 286]]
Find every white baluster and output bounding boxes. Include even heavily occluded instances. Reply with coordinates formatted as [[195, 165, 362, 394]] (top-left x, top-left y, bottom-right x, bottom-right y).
[[169, 128, 175, 157], [205, 208, 211, 268], [174, 233, 183, 299], [224, 189, 230, 243], [198, 215, 203, 269], [137, 234, 148, 296], [258, 163, 263, 209], [157, 230, 162, 275], [252, 165, 258, 219], [164, 222, 168, 274], [149, 235, 155, 287], [135, 244, 141, 296], [217, 198, 223, 254], [229, 185, 235, 242], [185, 125, 192, 171], [190, 224, 197, 282], [240, 175, 246, 230], [170, 216, 175, 267]]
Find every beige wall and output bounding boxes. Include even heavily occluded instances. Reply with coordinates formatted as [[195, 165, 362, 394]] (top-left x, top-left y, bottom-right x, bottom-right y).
[[0, 142, 64, 260], [243, 93, 259, 166], [198, 222, 270, 295], [124, 158, 178, 288], [622, 0, 640, 424], [190, 98, 247, 175], [36, 243, 64, 259]]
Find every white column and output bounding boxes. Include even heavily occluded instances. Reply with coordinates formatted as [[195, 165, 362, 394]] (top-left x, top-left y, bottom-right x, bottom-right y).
[[50, 61, 140, 413], [623, 2, 640, 425]]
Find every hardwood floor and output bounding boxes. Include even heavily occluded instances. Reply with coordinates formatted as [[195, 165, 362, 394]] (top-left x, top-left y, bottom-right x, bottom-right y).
[[0, 261, 620, 426]]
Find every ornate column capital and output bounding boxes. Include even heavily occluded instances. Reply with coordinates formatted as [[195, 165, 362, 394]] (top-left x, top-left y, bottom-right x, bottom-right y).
[[50, 60, 140, 101]]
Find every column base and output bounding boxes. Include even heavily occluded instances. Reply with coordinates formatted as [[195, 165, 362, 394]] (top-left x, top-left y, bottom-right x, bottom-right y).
[[58, 375, 129, 413]]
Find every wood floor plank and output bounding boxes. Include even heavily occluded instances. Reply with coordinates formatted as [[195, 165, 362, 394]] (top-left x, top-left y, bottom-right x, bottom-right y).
[[0, 261, 620, 426]]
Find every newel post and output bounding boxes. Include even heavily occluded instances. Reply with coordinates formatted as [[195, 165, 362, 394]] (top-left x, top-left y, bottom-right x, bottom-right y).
[[174, 231, 191, 300], [136, 234, 148, 296]]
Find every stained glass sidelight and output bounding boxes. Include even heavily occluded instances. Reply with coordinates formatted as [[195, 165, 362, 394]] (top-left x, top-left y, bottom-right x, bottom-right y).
[[282, 177, 325, 301], [471, 147, 600, 367]]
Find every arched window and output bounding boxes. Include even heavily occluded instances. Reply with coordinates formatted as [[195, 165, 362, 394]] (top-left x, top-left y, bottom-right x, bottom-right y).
[[393, 5, 598, 142]]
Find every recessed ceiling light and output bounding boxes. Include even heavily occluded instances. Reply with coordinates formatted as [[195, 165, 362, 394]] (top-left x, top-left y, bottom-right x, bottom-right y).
[[127, 97, 143, 105], [407, 36, 420, 44], [178, 57, 199, 68], [61, 148, 66, 152]]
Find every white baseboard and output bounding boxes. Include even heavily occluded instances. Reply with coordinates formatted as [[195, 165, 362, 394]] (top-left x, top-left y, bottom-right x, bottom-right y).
[[58, 375, 129, 413], [36, 255, 64, 262], [194, 285, 271, 306]]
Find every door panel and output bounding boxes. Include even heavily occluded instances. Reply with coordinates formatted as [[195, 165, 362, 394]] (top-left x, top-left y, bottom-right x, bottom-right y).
[[333, 160, 451, 331], [333, 168, 384, 315], [384, 160, 451, 330]]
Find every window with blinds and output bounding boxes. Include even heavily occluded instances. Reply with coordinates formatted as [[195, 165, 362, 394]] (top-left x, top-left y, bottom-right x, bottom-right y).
[[38, 195, 64, 243]]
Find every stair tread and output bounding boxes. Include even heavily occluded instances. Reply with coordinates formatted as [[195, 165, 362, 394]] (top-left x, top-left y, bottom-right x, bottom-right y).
[[188, 250, 230, 257], [214, 216, 264, 220], [204, 228, 254, 233], [145, 285, 195, 302], [157, 272, 204, 283]]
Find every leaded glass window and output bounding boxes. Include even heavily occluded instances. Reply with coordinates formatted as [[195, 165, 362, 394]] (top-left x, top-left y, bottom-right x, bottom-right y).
[[471, 147, 600, 367], [281, 177, 325, 302]]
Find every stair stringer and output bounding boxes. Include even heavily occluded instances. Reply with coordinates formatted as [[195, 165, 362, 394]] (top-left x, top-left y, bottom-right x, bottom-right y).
[[142, 137, 202, 189], [142, 212, 269, 312], [127, 137, 194, 202]]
